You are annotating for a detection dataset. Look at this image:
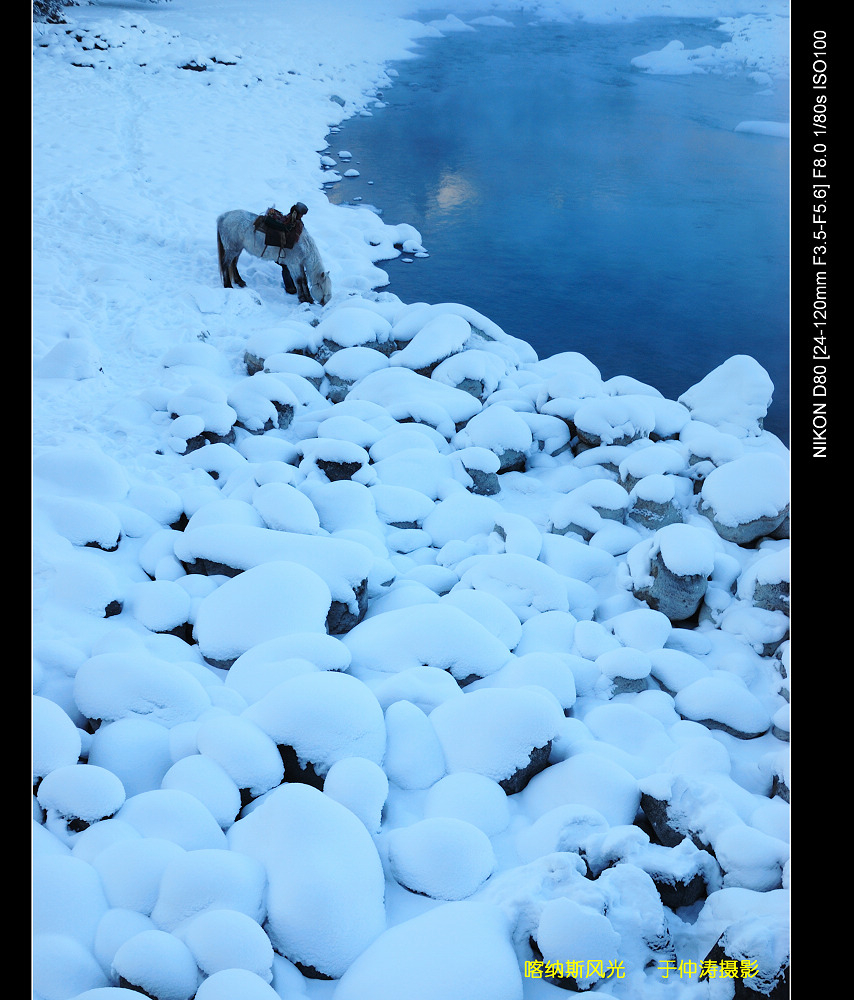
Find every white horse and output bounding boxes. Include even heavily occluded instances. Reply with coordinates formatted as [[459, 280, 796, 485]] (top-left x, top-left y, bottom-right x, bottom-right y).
[[216, 208, 332, 305]]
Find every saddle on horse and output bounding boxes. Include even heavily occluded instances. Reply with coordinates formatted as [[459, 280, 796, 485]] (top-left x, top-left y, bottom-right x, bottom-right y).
[[253, 203, 308, 250]]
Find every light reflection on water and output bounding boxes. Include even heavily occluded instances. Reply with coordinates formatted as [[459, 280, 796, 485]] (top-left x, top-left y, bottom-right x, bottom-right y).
[[324, 15, 789, 442]]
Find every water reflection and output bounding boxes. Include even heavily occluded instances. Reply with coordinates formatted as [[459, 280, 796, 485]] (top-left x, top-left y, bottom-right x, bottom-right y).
[[430, 170, 480, 217], [324, 16, 789, 441]]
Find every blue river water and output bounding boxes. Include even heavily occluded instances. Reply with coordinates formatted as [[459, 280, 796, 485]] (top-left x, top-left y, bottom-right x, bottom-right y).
[[324, 14, 789, 442]]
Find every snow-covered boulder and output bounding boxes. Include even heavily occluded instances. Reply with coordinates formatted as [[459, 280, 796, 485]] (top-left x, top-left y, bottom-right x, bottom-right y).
[[389, 312, 472, 374], [549, 479, 630, 540], [451, 553, 573, 623], [617, 441, 689, 489], [194, 713, 284, 801], [161, 753, 243, 829], [484, 651, 577, 712], [323, 345, 390, 402], [110, 928, 200, 1000], [673, 673, 772, 739], [452, 403, 534, 472], [243, 324, 322, 374], [73, 653, 211, 730], [87, 718, 173, 799], [250, 481, 323, 534], [33, 695, 83, 786], [627, 472, 691, 529], [737, 545, 790, 615], [532, 897, 621, 991], [224, 632, 349, 704], [573, 395, 657, 448], [429, 687, 564, 792], [347, 366, 481, 431], [343, 603, 513, 684], [678, 355, 775, 437], [699, 452, 789, 544], [40, 496, 123, 552], [228, 783, 386, 979], [332, 901, 523, 1000], [424, 771, 511, 836], [150, 847, 266, 931], [90, 838, 185, 915], [33, 854, 110, 950], [431, 348, 510, 400], [298, 436, 371, 482], [227, 372, 301, 433], [697, 894, 789, 997], [521, 751, 641, 827], [176, 908, 274, 982], [242, 669, 386, 785], [627, 523, 718, 622], [382, 698, 447, 790], [191, 561, 333, 667], [37, 764, 126, 839], [386, 817, 496, 899], [262, 350, 325, 387], [311, 304, 396, 360], [116, 790, 227, 852], [165, 383, 237, 452], [194, 969, 281, 1000], [32, 932, 110, 998], [176, 527, 372, 635], [323, 756, 389, 833]]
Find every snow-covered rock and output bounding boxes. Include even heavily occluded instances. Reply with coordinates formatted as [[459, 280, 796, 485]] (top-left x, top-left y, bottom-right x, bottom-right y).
[[242, 669, 386, 784], [191, 561, 333, 667], [699, 452, 790, 544], [228, 783, 386, 979], [332, 901, 523, 1000], [386, 817, 496, 899], [429, 687, 564, 792]]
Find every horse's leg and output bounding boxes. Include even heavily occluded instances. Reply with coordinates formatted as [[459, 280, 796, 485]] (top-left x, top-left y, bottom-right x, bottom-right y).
[[281, 266, 298, 295], [230, 252, 247, 288], [295, 269, 314, 304]]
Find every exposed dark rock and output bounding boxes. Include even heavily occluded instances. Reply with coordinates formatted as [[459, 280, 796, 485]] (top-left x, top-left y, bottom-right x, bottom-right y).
[[499, 743, 551, 794], [326, 579, 369, 635], [278, 744, 325, 790], [640, 792, 690, 849], [316, 458, 364, 482], [466, 467, 501, 496], [638, 557, 709, 623]]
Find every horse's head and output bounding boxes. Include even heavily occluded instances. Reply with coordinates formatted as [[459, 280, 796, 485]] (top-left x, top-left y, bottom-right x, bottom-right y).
[[314, 270, 332, 306]]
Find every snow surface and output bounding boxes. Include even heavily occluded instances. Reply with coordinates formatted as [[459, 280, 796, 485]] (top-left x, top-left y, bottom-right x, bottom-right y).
[[33, 1, 789, 998]]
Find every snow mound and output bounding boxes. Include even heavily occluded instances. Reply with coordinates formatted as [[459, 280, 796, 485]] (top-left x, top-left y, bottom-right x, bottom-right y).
[[333, 901, 522, 1000], [429, 687, 564, 789], [227, 783, 386, 979], [343, 603, 513, 682], [242, 669, 386, 777], [192, 561, 332, 667], [678, 356, 775, 437], [386, 817, 496, 899]]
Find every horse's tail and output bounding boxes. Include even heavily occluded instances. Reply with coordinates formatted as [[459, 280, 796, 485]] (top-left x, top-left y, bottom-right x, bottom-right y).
[[216, 226, 231, 288]]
